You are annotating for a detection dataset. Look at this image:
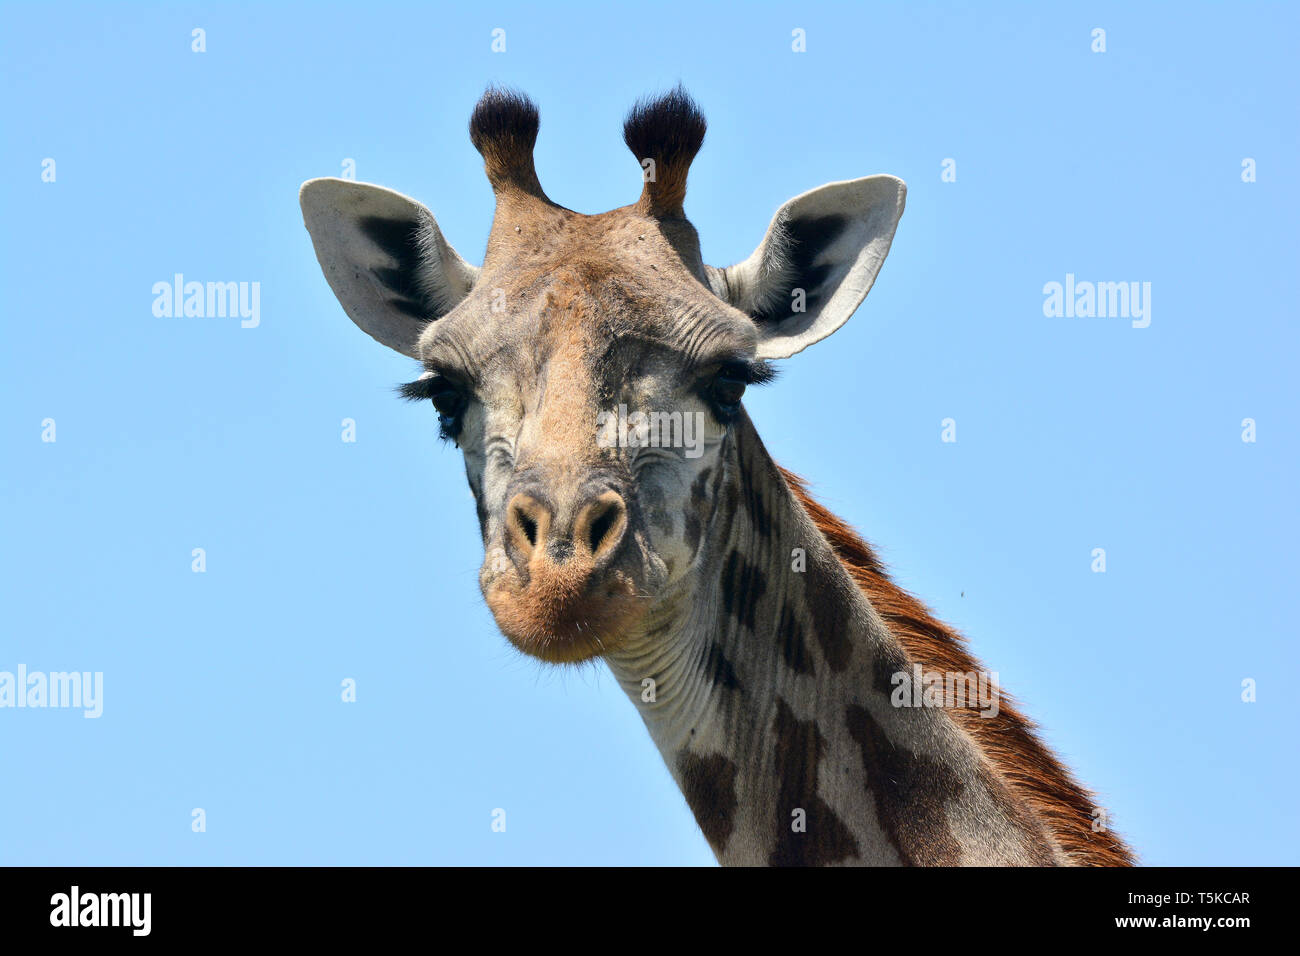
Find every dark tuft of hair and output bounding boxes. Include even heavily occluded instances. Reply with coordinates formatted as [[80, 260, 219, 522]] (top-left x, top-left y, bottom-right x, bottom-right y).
[[745, 359, 779, 386], [469, 86, 543, 194], [623, 85, 707, 216], [623, 85, 707, 166]]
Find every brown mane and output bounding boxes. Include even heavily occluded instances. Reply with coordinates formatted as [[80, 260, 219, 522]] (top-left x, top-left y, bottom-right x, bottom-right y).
[[781, 467, 1135, 866]]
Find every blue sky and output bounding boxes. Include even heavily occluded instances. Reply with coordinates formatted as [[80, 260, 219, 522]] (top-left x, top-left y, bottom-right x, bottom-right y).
[[1, 1, 1296, 865]]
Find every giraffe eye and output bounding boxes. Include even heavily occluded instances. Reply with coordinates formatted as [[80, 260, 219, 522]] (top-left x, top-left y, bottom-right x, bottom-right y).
[[430, 385, 464, 417], [421, 377, 467, 441], [398, 372, 470, 443], [709, 365, 748, 417], [434, 397, 466, 439]]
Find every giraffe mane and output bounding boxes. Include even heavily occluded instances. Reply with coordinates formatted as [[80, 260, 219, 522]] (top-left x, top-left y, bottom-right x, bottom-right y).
[[780, 466, 1136, 866]]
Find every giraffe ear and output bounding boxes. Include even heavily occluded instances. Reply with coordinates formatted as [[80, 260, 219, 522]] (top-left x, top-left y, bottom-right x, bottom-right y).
[[299, 178, 479, 358], [708, 176, 905, 360]]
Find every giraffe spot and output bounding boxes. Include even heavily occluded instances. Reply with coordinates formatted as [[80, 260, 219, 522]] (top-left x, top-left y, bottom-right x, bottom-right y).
[[845, 704, 963, 866], [803, 553, 854, 672], [777, 601, 815, 677], [689, 468, 713, 502], [721, 550, 767, 631], [676, 751, 739, 854], [704, 643, 742, 692], [684, 510, 702, 556], [684, 468, 711, 555], [735, 431, 771, 538], [871, 643, 910, 696], [768, 698, 860, 866], [741, 471, 769, 537], [715, 480, 740, 552], [709, 458, 726, 499]]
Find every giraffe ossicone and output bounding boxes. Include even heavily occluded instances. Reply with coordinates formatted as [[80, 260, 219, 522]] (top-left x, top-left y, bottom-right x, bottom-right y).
[[300, 86, 1134, 867]]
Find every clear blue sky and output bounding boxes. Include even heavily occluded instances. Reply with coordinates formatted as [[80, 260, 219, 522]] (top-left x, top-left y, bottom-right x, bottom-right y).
[[2, 1, 1296, 866]]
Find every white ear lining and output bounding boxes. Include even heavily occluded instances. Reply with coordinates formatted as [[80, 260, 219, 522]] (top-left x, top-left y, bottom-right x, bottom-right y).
[[300, 177, 478, 358], [713, 175, 906, 360]]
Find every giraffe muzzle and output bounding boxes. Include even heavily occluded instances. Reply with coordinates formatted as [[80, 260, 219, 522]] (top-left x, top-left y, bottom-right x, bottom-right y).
[[484, 483, 650, 663]]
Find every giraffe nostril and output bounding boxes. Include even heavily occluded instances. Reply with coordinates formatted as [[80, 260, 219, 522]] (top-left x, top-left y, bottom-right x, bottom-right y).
[[506, 494, 551, 565], [589, 505, 619, 555], [506, 488, 625, 571], [519, 512, 538, 548], [578, 491, 628, 564]]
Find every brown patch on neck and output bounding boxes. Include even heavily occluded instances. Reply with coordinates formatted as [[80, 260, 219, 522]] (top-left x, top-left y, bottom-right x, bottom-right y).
[[768, 698, 860, 866], [844, 704, 963, 865], [677, 751, 739, 854], [780, 467, 1136, 867]]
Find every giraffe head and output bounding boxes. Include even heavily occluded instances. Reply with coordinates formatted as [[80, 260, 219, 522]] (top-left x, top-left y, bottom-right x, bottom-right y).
[[301, 88, 905, 664]]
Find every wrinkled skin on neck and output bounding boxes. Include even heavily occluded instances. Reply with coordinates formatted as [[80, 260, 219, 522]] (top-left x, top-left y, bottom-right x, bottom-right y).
[[602, 413, 1064, 866]]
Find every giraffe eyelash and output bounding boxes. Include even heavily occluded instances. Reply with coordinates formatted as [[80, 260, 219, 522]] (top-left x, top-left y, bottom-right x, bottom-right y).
[[396, 374, 468, 443], [396, 369, 468, 402], [697, 359, 777, 424], [397, 376, 444, 402], [735, 359, 778, 386], [697, 357, 779, 388]]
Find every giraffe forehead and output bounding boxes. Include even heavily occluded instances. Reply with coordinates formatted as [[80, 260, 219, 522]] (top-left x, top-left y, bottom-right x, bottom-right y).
[[429, 271, 724, 395], [421, 203, 756, 378], [488, 275, 668, 391]]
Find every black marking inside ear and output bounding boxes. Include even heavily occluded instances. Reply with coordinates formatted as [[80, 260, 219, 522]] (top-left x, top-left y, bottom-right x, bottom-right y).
[[358, 216, 440, 322], [751, 214, 850, 326]]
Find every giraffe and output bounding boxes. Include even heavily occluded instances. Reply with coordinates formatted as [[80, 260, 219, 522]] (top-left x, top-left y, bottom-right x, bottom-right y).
[[299, 87, 1134, 866]]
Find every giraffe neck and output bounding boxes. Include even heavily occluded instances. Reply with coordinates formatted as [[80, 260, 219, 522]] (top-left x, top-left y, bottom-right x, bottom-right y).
[[607, 414, 1095, 866]]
